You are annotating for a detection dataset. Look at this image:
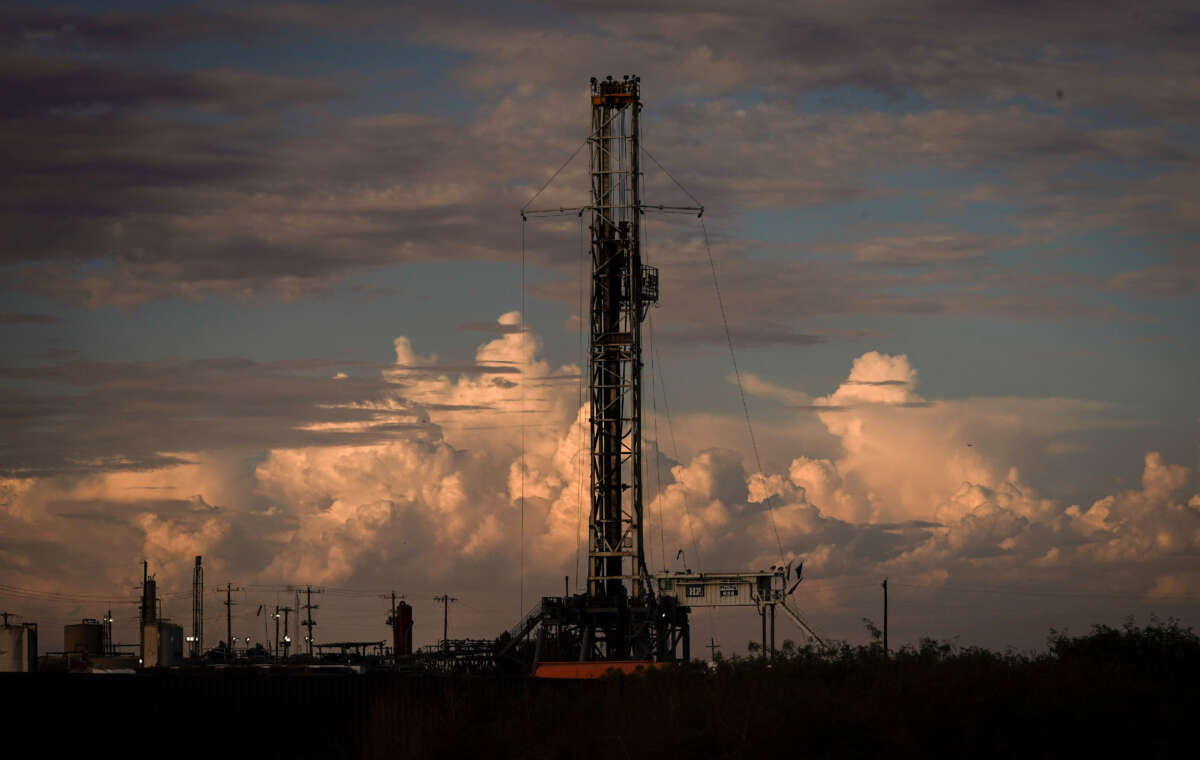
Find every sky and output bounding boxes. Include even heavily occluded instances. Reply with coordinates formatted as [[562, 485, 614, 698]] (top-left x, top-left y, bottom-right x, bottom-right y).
[[1, 0, 1198, 656]]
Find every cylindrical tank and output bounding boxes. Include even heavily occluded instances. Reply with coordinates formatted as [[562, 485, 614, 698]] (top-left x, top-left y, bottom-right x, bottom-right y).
[[144, 579, 157, 624], [0, 626, 29, 672], [398, 602, 413, 656], [64, 620, 104, 655]]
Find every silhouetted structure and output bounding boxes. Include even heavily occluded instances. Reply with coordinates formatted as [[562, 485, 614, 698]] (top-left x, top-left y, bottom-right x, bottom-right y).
[[191, 555, 203, 658]]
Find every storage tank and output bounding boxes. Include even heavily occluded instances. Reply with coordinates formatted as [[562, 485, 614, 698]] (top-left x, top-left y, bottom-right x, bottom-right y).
[[392, 601, 413, 656], [1, 623, 38, 672], [143, 621, 184, 667], [64, 619, 105, 656]]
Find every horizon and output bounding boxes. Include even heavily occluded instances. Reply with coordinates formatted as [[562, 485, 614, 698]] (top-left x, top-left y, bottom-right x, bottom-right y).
[[2, 0, 1198, 657]]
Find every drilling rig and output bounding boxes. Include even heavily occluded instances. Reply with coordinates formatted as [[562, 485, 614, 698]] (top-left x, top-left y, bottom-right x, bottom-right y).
[[502, 75, 823, 676], [506, 75, 691, 676]]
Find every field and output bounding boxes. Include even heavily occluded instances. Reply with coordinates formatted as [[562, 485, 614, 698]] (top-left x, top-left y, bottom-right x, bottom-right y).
[[5, 618, 1194, 758]]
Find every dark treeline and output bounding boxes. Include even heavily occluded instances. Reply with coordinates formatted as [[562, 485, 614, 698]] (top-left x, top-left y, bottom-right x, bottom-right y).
[[6, 618, 1195, 758], [368, 617, 1197, 759]]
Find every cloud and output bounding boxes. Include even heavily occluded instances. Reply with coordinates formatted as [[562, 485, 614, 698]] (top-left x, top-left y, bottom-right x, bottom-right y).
[[0, 312, 58, 324], [851, 231, 1007, 267], [738, 372, 812, 407], [0, 356, 418, 478], [1, 322, 1196, 649], [2, 0, 1196, 338]]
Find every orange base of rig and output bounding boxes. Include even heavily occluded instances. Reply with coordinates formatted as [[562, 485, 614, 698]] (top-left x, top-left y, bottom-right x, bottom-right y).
[[532, 660, 671, 679]]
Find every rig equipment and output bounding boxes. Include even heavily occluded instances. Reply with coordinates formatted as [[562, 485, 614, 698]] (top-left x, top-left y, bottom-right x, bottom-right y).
[[516, 75, 691, 676], [509, 76, 823, 677]]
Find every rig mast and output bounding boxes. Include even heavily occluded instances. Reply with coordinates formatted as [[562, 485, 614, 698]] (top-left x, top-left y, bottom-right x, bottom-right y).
[[498, 78, 822, 674], [587, 74, 655, 601], [509, 76, 689, 673]]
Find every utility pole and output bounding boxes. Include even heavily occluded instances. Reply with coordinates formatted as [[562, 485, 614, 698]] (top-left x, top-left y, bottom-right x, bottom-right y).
[[882, 578, 888, 655], [224, 585, 232, 657], [760, 606, 767, 660], [278, 606, 293, 659], [388, 591, 396, 659], [302, 586, 321, 656], [433, 595, 457, 651], [221, 583, 242, 661], [706, 637, 720, 660], [139, 560, 147, 665], [770, 604, 776, 657]]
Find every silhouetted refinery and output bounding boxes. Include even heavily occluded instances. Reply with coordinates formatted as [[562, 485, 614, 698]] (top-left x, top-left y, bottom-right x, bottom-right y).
[[2, 567, 1195, 759]]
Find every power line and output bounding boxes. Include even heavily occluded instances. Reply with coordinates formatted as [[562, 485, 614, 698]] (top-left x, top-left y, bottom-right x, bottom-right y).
[[642, 145, 703, 209], [892, 582, 1200, 602], [520, 215, 526, 618], [648, 313, 704, 573], [0, 583, 140, 605], [520, 136, 590, 215], [699, 216, 785, 562], [575, 211, 588, 592], [433, 594, 457, 651]]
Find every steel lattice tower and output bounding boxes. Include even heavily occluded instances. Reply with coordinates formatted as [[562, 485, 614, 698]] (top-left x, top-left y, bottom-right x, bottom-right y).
[[191, 555, 203, 658], [503, 77, 824, 671], [587, 74, 656, 601], [505, 76, 688, 672]]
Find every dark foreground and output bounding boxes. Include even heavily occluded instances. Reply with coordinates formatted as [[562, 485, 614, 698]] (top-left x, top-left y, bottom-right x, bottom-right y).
[[4, 620, 1195, 759]]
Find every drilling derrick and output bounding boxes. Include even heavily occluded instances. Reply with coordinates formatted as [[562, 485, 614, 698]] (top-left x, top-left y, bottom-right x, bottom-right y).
[[191, 555, 203, 659], [588, 74, 651, 602], [507, 76, 689, 675]]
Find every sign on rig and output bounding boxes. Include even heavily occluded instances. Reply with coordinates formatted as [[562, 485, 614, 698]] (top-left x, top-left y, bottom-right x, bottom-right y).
[[653, 569, 785, 608]]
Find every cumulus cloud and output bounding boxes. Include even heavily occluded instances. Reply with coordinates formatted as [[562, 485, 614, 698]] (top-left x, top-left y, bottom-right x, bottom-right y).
[[2, 327, 1196, 649]]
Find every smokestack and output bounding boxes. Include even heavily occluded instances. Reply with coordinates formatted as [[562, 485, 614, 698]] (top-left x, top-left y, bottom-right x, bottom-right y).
[[192, 555, 204, 659], [144, 578, 157, 624]]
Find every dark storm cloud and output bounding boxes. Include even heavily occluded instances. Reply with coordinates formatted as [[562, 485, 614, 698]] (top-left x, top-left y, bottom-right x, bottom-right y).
[[0, 312, 58, 324], [1, 0, 1197, 343], [0, 54, 341, 118], [534, 0, 1200, 117], [0, 357, 437, 478], [0, 5, 275, 49], [52, 494, 221, 523], [654, 324, 829, 349]]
